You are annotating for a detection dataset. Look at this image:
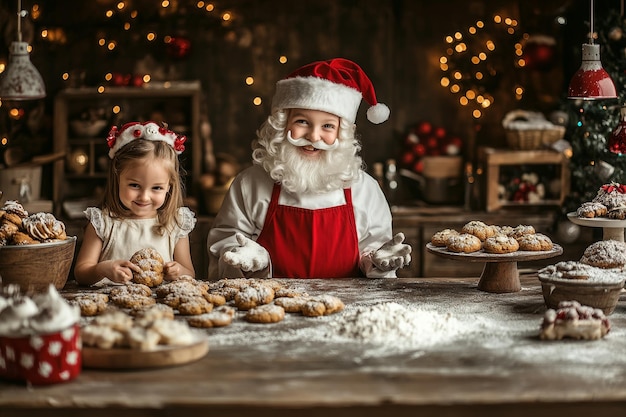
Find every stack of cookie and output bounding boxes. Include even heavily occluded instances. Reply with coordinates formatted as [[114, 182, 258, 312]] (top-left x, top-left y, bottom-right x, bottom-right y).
[[576, 182, 626, 219], [430, 220, 554, 254], [0, 200, 68, 246]]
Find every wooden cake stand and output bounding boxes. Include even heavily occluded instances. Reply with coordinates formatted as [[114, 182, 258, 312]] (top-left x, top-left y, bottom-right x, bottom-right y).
[[426, 243, 563, 293], [567, 212, 626, 242]]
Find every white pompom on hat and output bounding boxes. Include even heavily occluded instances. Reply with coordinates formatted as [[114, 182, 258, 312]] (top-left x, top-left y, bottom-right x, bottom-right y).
[[106, 121, 187, 159], [272, 58, 390, 124]]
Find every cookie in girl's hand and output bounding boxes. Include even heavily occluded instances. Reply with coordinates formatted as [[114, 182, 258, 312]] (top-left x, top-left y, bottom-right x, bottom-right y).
[[130, 247, 165, 287]]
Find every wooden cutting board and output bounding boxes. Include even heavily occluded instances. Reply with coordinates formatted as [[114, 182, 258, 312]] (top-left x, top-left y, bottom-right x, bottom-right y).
[[82, 338, 209, 369]]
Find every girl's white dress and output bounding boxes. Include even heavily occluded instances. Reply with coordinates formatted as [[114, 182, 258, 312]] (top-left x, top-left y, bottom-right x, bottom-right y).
[[84, 206, 196, 264]]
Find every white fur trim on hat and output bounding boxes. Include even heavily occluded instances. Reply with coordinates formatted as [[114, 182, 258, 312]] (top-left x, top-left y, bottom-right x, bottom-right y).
[[273, 76, 363, 123], [107, 121, 187, 159]]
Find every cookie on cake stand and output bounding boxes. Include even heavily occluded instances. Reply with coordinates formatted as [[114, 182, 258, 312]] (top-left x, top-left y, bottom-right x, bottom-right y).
[[567, 213, 626, 242], [426, 243, 563, 293]]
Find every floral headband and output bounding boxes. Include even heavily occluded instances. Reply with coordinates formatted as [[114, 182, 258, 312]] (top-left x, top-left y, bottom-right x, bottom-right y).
[[106, 121, 187, 159]]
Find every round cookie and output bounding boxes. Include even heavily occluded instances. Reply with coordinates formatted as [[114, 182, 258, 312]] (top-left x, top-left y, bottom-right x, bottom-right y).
[[431, 229, 459, 247], [518, 233, 553, 251], [301, 295, 345, 317], [461, 220, 496, 241], [130, 248, 165, 287], [274, 296, 310, 313], [110, 293, 156, 309], [70, 293, 110, 316], [607, 206, 626, 220], [234, 284, 275, 310], [483, 235, 519, 254], [109, 283, 153, 298], [446, 233, 482, 253], [580, 240, 626, 269], [509, 225, 536, 241], [577, 202, 608, 218], [177, 297, 214, 315], [187, 306, 236, 328], [245, 304, 285, 323]]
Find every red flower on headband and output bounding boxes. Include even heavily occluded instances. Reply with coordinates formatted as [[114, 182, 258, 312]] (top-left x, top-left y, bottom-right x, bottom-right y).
[[601, 183, 626, 194], [106, 126, 118, 149], [174, 135, 187, 153]]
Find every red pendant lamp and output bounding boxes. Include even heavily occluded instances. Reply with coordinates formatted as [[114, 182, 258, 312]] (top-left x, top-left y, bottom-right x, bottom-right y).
[[567, 0, 618, 100]]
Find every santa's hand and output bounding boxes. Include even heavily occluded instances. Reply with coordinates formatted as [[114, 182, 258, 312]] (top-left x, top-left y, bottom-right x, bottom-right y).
[[222, 233, 270, 272], [372, 233, 412, 271]]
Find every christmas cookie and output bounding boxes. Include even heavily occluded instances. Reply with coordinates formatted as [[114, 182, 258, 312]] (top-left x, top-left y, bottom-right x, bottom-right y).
[[607, 205, 626, 220], [301, 295, 345, 317], [580, 240, 626, 269], [70, 293, 110, 316], [187, 305, 236, 328], [234, 283, 275, 310], [540, 300, 610, 341], [245, 304, 286, 324], [130, 248, 165, 287], [577, 202, 608, 218], [274, 296, 310, 313], [518, 233, 554, 251], [508, 224, 536, 241], [446, 233, 482, 253], [483, 235, 519, 254], [431, 228, 460, 247], [461, 220, 496, 241]]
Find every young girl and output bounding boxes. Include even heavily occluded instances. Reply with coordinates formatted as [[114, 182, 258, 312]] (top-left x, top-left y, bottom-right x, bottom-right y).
[[74, 121, 197, 286]]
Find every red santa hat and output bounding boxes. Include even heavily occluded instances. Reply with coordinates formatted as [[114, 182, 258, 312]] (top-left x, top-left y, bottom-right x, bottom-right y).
[[106, 121, 187, 159], [272, 58, 390, 124]]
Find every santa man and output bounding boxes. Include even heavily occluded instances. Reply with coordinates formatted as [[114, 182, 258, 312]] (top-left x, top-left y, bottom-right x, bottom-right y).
[[207, 58, 412, 279]]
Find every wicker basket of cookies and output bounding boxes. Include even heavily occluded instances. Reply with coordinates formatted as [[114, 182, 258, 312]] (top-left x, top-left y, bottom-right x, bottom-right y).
[[502, 110, 565, 150], [0, 200, 75, 293]]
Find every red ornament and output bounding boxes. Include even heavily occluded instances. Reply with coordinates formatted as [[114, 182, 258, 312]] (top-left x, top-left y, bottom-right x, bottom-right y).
[[167, 37, 192, 60], [434, 126, 447, 139], [412, 143, 426, 157], [426, 136, 438, 149], [412, 160, 424, 174], [131, 75, 144, 87], [401, 151, 415, 166], [415, 121, 432, 137], [111, 72, 131, 86], [609, 106, 626, 155]]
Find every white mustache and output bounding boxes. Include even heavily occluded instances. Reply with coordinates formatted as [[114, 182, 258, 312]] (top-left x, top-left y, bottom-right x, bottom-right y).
[[286, 131, 339, 150]]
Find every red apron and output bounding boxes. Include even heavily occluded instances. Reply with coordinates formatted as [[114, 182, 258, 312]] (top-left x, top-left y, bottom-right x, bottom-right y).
[[256, 183, 361, 278]]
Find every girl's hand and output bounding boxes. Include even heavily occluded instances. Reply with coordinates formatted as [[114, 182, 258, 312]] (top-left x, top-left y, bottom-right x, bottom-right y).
[[100, 260, 140, 284], [164, 261, 185, 281]]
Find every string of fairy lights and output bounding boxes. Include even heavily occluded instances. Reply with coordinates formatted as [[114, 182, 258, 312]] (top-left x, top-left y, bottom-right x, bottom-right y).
[[16, 1, 288, 108], [439, 14, 529, 120]]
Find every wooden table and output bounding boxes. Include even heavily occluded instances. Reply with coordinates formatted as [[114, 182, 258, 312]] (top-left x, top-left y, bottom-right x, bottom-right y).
[[2, 276, 626, 417]]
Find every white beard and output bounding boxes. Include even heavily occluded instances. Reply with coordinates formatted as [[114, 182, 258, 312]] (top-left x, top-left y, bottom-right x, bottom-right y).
[[266, 139, 362, 194]]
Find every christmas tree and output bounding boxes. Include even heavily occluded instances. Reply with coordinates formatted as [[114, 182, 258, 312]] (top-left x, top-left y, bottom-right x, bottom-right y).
[[564, 5, 626, 213]]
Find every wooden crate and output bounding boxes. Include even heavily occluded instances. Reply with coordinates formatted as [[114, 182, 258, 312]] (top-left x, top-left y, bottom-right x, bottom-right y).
[[479, 147, 570, 212]]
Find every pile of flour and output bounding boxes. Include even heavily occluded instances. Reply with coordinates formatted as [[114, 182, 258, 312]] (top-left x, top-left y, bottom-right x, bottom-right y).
[[326, 302, 469, 347]]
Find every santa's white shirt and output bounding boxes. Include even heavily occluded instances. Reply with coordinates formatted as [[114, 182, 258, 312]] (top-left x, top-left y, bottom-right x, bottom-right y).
[[206, 164, 395, 279]]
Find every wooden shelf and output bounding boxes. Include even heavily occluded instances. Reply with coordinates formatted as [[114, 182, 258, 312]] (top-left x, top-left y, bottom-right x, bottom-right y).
[[52, 84, 202, 218], [479, 147, 570, 212]]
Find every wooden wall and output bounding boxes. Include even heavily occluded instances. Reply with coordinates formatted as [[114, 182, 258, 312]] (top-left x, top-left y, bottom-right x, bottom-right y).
[[1, 0, 583, 172]]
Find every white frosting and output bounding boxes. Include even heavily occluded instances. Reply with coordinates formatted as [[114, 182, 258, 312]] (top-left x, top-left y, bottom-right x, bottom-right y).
[[0, 297, 38, 335], [30, 285, 80, 334], [0, 284, 79, 336]]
